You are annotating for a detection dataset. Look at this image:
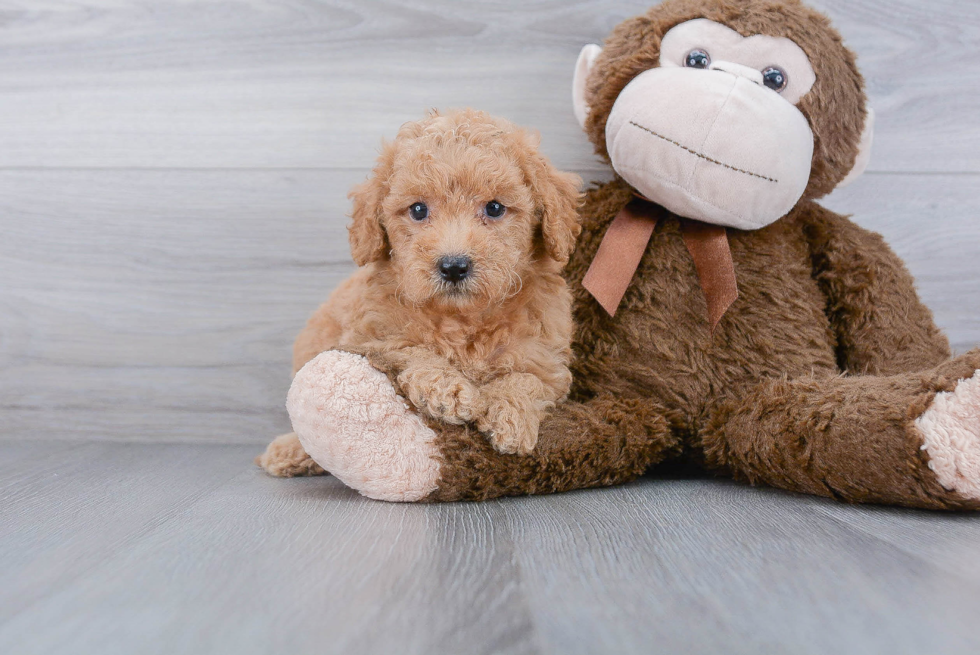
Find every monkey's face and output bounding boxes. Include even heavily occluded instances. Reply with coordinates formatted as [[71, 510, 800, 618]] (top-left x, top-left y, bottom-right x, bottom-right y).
[[574, 14, 874, 230], [606, 19, 815, 230]]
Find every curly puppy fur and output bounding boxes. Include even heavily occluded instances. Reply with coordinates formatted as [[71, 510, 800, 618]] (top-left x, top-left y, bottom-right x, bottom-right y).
[[258, 109, 582, 473]]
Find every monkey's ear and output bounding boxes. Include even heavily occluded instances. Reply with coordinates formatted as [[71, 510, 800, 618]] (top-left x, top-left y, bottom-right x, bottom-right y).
[[838, 108, 875, 188], [347, 176, 388, 266], [572, 44, 603, 129]]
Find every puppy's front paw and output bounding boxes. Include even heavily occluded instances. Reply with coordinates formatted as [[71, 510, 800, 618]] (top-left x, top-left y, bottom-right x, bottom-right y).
[[397, 366, 479, 424], [477, 400, 540, 455]]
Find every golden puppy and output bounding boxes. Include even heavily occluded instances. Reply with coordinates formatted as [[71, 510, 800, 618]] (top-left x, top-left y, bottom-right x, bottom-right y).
[[258, 109, 581, 477]]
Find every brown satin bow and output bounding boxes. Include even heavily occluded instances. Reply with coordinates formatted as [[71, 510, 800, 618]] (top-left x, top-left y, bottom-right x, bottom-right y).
[[581, 197, 739, 331]]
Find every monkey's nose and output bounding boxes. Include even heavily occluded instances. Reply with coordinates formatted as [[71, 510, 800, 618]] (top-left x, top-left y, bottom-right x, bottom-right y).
[[437, 255, 472, 284], [709, 60, 764, 86]]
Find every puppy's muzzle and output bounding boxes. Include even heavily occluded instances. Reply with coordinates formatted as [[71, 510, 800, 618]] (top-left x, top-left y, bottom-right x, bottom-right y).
[[437, 255, 472, 284]]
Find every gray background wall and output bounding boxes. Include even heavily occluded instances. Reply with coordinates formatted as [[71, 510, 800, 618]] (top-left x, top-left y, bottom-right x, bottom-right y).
[[3, 4, 980, 653], [2, 0, 979, 444]]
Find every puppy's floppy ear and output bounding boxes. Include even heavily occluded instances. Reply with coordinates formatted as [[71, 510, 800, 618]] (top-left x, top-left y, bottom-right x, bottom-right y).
[[347, 174, 388, 266], [530, 155, 583, 266]]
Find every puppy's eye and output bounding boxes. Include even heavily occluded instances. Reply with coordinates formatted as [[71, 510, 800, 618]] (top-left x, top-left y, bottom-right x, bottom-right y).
[[685, 49, 711, 69], [409, 202, 428, 221], [762, 66, 788, 92], [484, 200, 506, 219]]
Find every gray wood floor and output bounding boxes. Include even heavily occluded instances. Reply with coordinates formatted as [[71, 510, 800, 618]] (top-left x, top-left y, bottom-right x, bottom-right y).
[[4, 442, 980, 655], [2, 1, 980, 653]]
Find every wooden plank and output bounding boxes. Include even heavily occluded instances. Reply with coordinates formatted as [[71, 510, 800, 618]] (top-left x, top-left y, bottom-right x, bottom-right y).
[[1, 407, 292, 445], [1, 169, 978, 443], [0, 442, 253, 618], [0, 443, 537, 655], [0, 0, 977, 172], [0, 169, 361, 443], [501, 478, 980, 654], [813, 501, 980, 583], [3, 442, 980, 654]]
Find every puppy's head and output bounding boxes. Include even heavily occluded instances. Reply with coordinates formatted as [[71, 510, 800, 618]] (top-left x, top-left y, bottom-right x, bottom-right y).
[[348, 109, 582, 309]]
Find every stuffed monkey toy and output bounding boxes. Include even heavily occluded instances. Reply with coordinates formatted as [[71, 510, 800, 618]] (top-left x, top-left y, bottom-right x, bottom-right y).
[[268, 0, 980, 509]]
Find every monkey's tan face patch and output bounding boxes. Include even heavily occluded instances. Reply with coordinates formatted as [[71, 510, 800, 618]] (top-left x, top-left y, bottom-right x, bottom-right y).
[[659, 19, 816, 105], [598, 18, 819, 230]]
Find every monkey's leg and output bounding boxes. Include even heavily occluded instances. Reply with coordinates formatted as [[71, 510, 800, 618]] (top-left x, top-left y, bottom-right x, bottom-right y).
[[700, 350, 980, 510], [427, 391, 683, 502], [286, 350, 682, 502]]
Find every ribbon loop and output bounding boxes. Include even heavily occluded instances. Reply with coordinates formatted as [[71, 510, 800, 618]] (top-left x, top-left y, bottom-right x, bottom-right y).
[[581, 199, 659, 317], [582, 197, 739, 331], [679, 219, 739, 331]]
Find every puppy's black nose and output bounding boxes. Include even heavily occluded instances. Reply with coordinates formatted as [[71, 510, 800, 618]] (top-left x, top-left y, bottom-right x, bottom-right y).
[[437, 255, 471, 284]]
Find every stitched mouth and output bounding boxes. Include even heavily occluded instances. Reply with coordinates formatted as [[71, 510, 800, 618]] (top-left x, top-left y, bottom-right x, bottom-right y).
[[628, 121, 778, 184]]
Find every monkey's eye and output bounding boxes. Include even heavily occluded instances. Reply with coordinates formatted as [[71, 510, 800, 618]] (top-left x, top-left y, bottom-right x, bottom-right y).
[[409, 202, 428, 221], [762, 67, 788, 92], [484, 200, 506, 219], [684, 49, 711, 69]]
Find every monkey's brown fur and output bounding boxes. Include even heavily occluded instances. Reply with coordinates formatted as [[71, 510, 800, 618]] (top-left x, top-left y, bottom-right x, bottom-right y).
[[349, 0, 979, 509], [268, 0, 980, 509]]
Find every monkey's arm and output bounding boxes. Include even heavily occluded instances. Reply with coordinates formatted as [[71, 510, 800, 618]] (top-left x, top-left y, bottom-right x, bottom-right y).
[[353, 345, 481, 426], [801, 203, 950, 375], [366, 343, 572, 455]]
